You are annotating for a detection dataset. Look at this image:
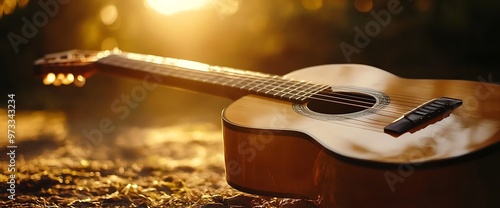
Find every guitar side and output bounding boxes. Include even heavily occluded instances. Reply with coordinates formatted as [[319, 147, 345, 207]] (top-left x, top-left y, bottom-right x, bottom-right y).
[[222, 64, 500, 207]]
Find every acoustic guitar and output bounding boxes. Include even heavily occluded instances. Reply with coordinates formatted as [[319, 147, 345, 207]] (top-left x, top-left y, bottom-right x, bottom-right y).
[[35, 49, 500, 207]]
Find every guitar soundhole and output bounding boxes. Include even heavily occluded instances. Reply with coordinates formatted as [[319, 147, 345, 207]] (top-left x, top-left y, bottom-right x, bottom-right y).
[[306, 92, 376, 115]]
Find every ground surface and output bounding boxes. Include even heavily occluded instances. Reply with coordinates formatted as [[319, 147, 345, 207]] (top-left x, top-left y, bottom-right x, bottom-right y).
[[0, 110, 318, 207]]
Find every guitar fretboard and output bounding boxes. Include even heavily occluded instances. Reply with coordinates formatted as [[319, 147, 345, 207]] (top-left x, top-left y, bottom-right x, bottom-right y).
[[96, 53, 329, 102]]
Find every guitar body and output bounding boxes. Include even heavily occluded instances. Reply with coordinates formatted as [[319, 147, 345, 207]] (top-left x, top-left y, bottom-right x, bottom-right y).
[[222, 64, 500, 207], [35, 50, 500, 207]]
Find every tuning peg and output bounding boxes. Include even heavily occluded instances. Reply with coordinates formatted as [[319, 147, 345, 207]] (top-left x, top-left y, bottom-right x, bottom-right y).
[[43, 73, 56, 85], [74, 75, 86, 87], [53, 73, 67, 86], [42, 72, 87, 87], [62, 73, 74, 85]]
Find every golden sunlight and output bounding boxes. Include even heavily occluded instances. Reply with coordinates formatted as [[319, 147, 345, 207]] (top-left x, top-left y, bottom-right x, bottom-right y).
[[145, 0, 211, 15]]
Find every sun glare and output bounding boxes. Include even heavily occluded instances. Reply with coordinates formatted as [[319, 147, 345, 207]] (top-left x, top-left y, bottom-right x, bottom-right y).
[[145, 0, 211, 15]]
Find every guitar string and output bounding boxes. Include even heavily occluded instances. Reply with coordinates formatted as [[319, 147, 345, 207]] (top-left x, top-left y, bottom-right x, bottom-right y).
[[206, 70, 419, 118], [310, 91, 418, 113], [317, 91, 423, 108], [136, 55, 496, 134], [123, 53, 438, 108], [111, 57, 417, 119], [124, 58, 411, 118], [172, 65, 420, 116], [117, 57, 497, 134], [324, 85, 429, 105], [116, 58, 481, 133], [105, 55, 431, 123], [99, 58, 395, 131], [105, 56, 390, 130], [216, 70, 427, 112], [117, 54, 430, 108], [107, 56, 417, 123], [117, 53, 429, 104], [151, 66, 405, 128]]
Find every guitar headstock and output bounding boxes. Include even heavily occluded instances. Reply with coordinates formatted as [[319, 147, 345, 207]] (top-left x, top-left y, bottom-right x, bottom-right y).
[[34, 49, 121, 87]]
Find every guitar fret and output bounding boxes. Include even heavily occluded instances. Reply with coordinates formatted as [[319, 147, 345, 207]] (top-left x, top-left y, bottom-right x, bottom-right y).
[[96, 54, 330, 103], [239, 79, 258, 90], [220, 77, 243, 86], [296, 83, 324, 100], [264, 78, 288, 95], [247, 77, 272, 92], [311, 84, 330, 96], [273, 80, 297, 98], [220, 78, 236, 86], [229, 79, 246, 87], [277, 80, 303, 100], [210, 76, 228, 85], [289, 81, 312, 100], [235, 79, 257, 89]]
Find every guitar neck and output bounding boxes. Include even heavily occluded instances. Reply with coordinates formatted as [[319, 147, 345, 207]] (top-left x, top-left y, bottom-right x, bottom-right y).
[[95, 52, 329, 101]]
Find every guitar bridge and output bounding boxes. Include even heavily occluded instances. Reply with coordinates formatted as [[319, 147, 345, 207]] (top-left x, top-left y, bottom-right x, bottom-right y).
[[384, 97, 463, 135]]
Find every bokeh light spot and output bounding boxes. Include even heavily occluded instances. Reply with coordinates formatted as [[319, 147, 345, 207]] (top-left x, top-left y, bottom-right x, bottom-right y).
[[354, 0, 373, 12], [262, 35, 285, 55], [100, 4, 118, 25], [3, 0, 17, 15], [18, 0, 29, 8], [43, 73, 56, 85], [101, 37, 119, 50], [330, 0, 348, 9], [0, 0, 30, 19], [145, 0, 211, 15], [416, 0, 433, 12], [302, 0, 323, 11], [62, 73, 74, 85], [74, 75, 86, 87]]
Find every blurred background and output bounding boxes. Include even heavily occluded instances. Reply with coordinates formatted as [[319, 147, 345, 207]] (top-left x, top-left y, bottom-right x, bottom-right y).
[[0, 0, 499, 206]]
